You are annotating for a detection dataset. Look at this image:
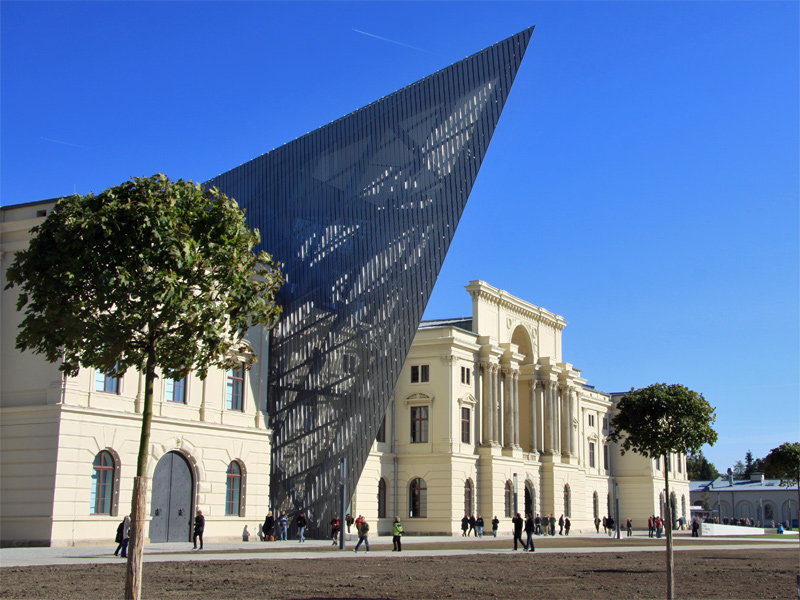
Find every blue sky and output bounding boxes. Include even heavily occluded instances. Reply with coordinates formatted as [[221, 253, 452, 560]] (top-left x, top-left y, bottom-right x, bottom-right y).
[[2, 1, 798, 473]]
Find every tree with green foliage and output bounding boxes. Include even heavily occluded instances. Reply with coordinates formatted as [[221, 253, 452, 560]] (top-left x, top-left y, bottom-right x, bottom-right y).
[[608, 383, 717, 600], [5, 174, 283, 600], [687, 451, 720, 481], [763, 442, 800, 569]]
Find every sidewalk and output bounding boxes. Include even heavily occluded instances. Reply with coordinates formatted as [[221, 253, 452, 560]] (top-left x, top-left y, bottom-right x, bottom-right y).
[[1, 530, 795, 568]]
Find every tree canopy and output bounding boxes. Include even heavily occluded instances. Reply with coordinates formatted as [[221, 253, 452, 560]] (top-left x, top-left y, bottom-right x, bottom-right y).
[[6, 174, 283, 380], [608, 383, 718, 459], [687, 451, 720, 481], [763, 442, 800, 489]]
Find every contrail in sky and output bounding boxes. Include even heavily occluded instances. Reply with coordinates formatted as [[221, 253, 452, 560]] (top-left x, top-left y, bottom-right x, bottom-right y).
[[41, 137, 88, 149], [352, 29, 435, 54]]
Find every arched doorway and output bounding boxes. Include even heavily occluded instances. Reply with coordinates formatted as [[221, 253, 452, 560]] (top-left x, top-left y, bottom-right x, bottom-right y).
[[524, 481, 536, 516], [149, 451, 194, 542]]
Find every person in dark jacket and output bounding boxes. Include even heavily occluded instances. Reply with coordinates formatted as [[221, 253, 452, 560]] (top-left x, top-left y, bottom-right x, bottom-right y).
[[491, 516, 500, 538], [263, 511, 274, 541], [468, 515, 477, 537], [564, 517, 571, 536], [558, 514, 564, 535], [461, 515, 469, 536], [114, 517, 125, 556], [192, 510, 205, 550], [296, 512, 307, 542], [512, 513, 526, 551], [524, 514, 535, 552], [475, 514, 485, 537]]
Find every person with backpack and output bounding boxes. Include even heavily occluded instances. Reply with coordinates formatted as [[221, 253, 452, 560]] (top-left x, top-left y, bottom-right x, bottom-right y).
[[392, 517, 404, 551], [354, 517, 370, 552]]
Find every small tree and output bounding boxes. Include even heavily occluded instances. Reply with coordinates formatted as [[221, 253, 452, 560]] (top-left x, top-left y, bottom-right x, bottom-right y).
[[763, 442, 800, 569], [608, 383, 717, 600], [5, 174, 283, 600]]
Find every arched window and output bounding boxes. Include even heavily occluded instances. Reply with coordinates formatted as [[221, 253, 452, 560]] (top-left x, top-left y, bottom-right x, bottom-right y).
[[593, 491, 599, 519], [409, 478, 427, 518], [504, 481, 513, 518], [91, 450, 115, 515], [563, 484, 571, 518], [378, 478, 387, 519], [764, 504, 774, 521], [225, 461, 243, 516], [464, 479, 473, 516]]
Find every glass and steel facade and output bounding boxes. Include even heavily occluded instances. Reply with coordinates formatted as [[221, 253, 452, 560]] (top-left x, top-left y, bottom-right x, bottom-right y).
[[207, 27, 535, 535]]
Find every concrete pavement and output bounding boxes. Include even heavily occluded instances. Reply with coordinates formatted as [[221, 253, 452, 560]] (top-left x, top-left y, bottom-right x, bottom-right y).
[[1, 531, 796, 568]]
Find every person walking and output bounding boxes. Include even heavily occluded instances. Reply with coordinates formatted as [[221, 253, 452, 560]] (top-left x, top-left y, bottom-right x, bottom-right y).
[[564, 517, 571, 536], [558, 514, 564, 535], [626, 518, 633, 537], [118, 514, 131, 558], [296, 512, 307, 542], [263, 511, 274, 542], [534, 513, 542, 535], [392, 517, 404, 551], [461, 515, 469, 536], [607, 515, 615, 537], [594, 516, 601, 533], [354, 517, 370, 552], [192, 510, 204, 550], [278, 510, 289, 541], [476, 514, 484, 537], [114, 516, 125, 556], [524, 514, 535, 552], [330, 515, 341, 545], [549, 514, 556, 536], [491, 516, 500, 538], [346, 513, 354, 533], [468, 515, 477, 537], [602, 515, 608, 534], [512, 512, 526, 551]]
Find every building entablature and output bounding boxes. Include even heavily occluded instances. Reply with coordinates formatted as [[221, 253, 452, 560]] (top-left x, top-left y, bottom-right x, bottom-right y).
[[466, 280, 567, 332]]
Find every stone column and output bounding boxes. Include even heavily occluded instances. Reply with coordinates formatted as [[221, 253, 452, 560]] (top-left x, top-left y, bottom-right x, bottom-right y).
[[502, 368, 512, 448], [475, 363, 483, 446], [481, 363, 492, 445], [560, 385, 569, 456], [544, 381, 555, 453], [529, 380, 537, 453], [492, 365, 501, 446], [569, 389, 578, 457], [535, 381, 544, 452], [512, 370, 520, 448]]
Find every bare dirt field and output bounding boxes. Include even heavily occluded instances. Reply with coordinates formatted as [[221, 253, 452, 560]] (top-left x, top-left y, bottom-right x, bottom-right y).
[[1, 543, 797, 600]]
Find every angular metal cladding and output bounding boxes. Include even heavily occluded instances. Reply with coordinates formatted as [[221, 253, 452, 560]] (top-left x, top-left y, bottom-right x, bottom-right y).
[[206, 26, 535, 536]]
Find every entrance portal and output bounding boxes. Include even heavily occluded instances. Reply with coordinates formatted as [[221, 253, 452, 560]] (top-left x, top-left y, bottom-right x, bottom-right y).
[[149, 451, 193, 543]]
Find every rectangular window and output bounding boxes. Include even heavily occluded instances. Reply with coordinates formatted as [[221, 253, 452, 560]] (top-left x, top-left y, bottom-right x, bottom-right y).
[[588, 414, 595, 427], [589, 442, 596, 468], [655, 457, 661, 471], [411, 364, 430, 383], [603, 445, 609, 470], [602, 416, 608, 430], [677, 453, 682, 473], [376, 415, 386, 443], [461, 407, 471, 444], [460, 366, 471, 385], [95, 369, 119, 394], [410, 406, 429, 443], [226, 366, 244, 411], [165, 377, 186, 403]]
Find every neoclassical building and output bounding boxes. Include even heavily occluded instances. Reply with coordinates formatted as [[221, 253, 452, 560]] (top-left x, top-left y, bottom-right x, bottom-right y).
[[2, 203, 689, 545], [352, 281, 691, 535]]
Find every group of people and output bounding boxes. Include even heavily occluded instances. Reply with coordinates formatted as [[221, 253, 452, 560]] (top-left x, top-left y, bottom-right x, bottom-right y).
[[647, 515, 664, 538], [459, 514, 486, 537], [257, 510, 290, 541], [594, 516, 616, 536]]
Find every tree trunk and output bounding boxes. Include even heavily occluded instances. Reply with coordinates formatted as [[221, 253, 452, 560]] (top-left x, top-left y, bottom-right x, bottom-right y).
[[125, 346, 156, 600], [664, 454, 674, 600]]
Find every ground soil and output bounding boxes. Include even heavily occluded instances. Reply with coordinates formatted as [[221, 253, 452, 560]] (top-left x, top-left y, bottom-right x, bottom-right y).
[[1, 544, 797, 600]]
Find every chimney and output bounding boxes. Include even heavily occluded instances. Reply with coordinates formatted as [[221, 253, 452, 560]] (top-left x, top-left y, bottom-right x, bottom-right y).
[[750, 472, 764, 483]]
